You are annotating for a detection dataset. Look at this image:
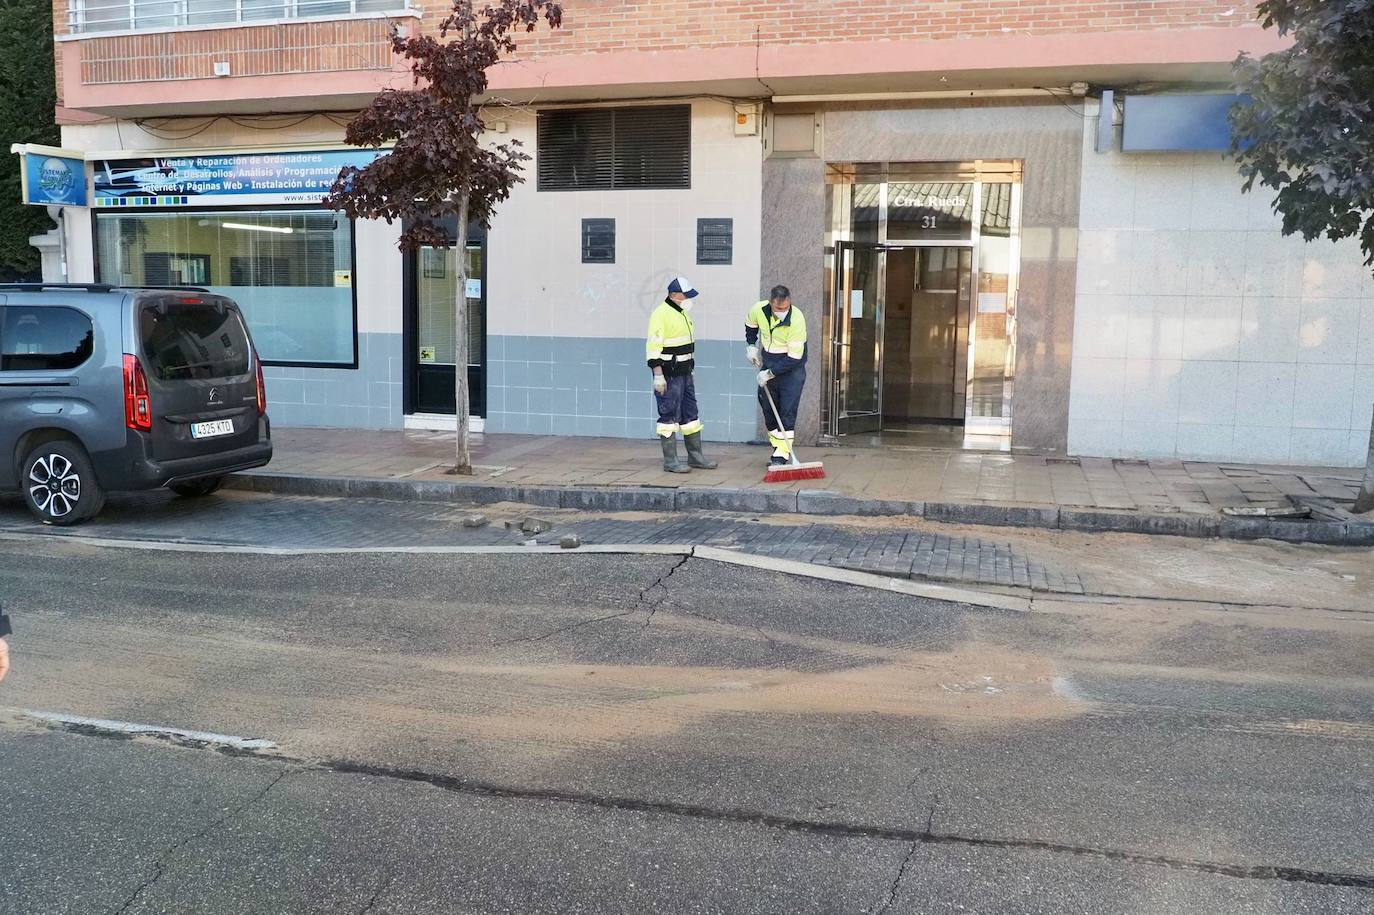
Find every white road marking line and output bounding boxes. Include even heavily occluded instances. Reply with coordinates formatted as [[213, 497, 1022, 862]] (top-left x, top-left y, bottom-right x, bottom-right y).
[[0, 531, 687, 557], [22, 710, 277, 750]]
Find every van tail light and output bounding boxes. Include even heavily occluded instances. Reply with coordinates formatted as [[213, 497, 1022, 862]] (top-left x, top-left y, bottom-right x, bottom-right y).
[[254, 351, 266, 417], [123, 354, 152, 432]]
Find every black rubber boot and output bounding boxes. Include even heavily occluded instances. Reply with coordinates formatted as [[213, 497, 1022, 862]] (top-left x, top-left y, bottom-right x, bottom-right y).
[[683, 432, 718, 469], [661, 437, 691, 473]]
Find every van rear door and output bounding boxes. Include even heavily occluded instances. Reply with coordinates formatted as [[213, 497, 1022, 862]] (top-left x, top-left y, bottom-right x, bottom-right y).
[[135, 293, 260, 462]]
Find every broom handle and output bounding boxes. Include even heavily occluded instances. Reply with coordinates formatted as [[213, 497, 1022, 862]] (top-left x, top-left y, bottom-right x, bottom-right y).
[[762, 381, 802, 467]]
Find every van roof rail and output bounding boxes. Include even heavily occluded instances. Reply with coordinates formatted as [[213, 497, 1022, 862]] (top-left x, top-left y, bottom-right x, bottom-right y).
[[0, 282, 117, 293], [128, 285, 211, 293]]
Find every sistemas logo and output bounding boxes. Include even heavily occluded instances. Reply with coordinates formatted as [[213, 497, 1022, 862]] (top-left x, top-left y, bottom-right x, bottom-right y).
[[38, 158, 77, 203]]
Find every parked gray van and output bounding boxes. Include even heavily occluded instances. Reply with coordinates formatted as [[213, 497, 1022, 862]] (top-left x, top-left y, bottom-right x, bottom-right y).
[[0, 283, 272, 524]]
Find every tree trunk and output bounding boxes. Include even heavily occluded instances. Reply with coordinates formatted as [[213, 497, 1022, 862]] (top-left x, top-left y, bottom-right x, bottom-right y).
[[451, 189, 473, 475], [1355, 403, 1374, 514]]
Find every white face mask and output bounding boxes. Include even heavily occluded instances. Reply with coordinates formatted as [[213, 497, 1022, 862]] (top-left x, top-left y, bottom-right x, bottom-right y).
[[680, 299, 694, 313]]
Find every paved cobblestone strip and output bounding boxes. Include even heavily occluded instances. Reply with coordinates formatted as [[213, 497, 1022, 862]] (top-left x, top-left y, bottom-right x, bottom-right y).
[[2, 493, 1091, 596], [546, 516, 1088, 595]]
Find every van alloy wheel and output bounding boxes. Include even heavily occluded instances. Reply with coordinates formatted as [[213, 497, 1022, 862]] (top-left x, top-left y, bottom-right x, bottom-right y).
[[27, 453, 83, 520]]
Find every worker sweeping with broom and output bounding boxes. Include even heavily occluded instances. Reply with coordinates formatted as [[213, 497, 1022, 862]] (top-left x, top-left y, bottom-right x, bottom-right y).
[[746, 286, 825, 482]]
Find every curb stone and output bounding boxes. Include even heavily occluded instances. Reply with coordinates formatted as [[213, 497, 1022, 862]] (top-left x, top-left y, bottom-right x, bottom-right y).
[[224, 471, 1372, 546], [797, 490, 923, 517], [926, 501, 1061, 529]]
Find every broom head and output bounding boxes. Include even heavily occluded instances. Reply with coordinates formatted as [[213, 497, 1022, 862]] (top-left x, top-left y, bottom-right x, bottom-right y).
[[763, 461, 826, 483]]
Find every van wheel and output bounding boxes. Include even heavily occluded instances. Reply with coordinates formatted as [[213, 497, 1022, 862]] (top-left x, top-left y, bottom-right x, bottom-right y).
[[21, 441, 106, 526], [169, 476, 224, 498]]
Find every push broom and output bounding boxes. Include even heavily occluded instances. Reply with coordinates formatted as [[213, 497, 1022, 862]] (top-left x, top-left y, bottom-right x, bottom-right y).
[[761, 383, 826, 483]]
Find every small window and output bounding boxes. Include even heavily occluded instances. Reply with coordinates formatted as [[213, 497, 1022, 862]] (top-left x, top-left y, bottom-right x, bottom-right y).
[[770, 112, 821, 158], [696, 219, 734, 265], [582, 219, 616, 264], [0, 306, 95, 372], [539, 106, 691, 191]]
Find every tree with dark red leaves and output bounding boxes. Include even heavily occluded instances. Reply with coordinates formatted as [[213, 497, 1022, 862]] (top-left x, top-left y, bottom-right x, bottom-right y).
[[326, 1, 563, 474]]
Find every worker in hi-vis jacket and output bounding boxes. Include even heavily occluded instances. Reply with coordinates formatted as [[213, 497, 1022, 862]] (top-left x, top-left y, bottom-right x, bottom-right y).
[[745, 285, 807, 467], [646, 276, 718, 473]]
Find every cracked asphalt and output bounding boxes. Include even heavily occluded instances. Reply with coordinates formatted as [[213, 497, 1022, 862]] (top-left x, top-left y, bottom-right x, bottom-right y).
[[0, 516, 1372, 912]]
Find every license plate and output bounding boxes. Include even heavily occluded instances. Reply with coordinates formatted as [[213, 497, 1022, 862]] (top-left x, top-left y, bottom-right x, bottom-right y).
[[191, 420, 235, 439]]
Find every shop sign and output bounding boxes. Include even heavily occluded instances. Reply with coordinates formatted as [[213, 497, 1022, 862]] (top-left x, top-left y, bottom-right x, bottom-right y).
[[92, 149, 387, 208], [13, 145, 88, 206]]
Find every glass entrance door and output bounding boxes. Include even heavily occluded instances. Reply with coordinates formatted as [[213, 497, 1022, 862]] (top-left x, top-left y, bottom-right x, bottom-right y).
[[825, 163, 1022, 447], [831, 242, 883, 435], [405, 222, 487, 418], [965, 180, 1020, 436]]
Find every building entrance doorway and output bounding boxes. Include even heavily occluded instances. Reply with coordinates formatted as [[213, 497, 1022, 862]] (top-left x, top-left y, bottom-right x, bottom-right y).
[[825, 162, 1021, 450], [402, 220, 487, 429]]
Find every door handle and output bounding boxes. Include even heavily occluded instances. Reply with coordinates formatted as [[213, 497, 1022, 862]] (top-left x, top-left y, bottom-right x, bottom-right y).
[[0, 378, 75, 387]]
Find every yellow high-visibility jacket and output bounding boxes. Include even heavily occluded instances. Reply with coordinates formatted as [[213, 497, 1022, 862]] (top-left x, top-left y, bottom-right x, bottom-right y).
[[745, 301, 807, 375], [646, 299, 696, 377]]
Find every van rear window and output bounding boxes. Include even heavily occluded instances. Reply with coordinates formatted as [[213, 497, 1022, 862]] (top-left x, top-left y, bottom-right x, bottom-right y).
[[140, 302, 251, 381]]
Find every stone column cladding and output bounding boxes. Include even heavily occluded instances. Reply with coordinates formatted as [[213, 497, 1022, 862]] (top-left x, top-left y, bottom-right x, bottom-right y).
[[761, 158, 827, 447], [762, 99, 1085, 451]]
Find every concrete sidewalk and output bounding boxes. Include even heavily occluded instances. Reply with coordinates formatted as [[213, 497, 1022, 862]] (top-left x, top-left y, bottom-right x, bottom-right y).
[[228, 427, 1374, 544]]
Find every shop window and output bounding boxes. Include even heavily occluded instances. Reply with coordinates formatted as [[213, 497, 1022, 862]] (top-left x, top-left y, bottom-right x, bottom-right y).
[[95, 209, 355, 367], [0, 306, 94, 372], [143, 253, 210, 286], [696, 218, 733, 265], [538, 106, 691, 191], [581, 219, 616, 264]]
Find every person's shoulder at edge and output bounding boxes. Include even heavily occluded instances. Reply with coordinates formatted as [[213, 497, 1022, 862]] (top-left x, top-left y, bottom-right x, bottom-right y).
[[0, 611, 12, 683]]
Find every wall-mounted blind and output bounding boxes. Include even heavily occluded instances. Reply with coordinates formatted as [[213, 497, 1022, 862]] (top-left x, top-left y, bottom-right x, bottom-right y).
[[539, 106, 691, 191]]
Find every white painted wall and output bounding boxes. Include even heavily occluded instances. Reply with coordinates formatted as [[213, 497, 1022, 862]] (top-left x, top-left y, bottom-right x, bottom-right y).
[[1069, 103, 1374, 467], [486, 100, 764, 342]]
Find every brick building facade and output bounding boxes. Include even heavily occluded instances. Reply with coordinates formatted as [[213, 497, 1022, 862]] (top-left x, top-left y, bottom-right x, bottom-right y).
[[27, 2, 1374, 466]]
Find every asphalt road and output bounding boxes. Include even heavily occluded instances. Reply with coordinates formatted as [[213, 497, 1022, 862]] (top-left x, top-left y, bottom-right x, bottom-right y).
[[1, 523, 1372, 912]]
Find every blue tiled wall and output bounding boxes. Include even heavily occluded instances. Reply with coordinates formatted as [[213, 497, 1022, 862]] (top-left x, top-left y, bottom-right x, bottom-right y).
[[262, 333, 770, 439], [486, 336, 764, 442], [262, 332, 403, 430]]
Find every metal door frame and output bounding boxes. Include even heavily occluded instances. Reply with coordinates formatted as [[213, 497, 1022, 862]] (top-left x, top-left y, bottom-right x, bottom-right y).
[[401, 221, 488, 418], [830, 239, 887, 436], [963, 180, 1020, 437], [824, 166, 1020, 441]]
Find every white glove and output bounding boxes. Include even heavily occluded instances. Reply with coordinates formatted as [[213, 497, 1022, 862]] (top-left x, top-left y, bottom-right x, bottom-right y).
[[756, 369, 775, 388], [746, 345, 761, 368], [653, 375, 667, 395]]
